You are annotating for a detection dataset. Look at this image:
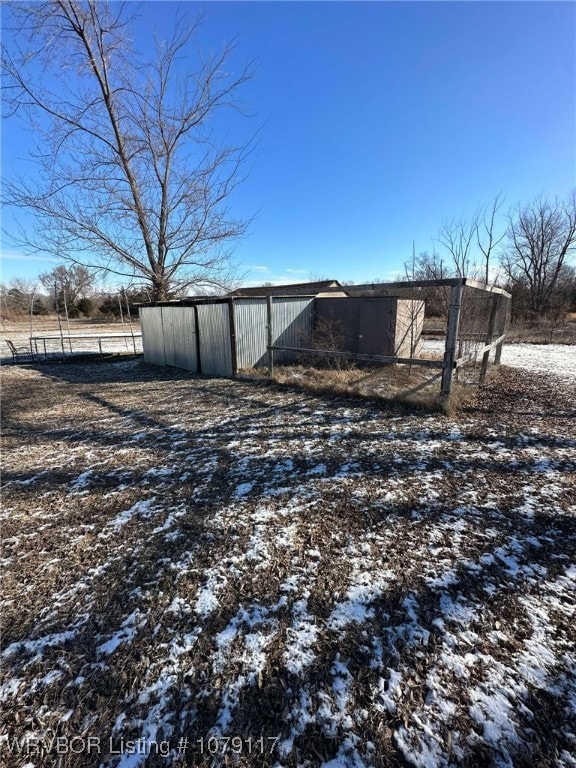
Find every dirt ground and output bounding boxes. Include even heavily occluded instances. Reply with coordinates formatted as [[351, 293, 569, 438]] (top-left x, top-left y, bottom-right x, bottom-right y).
[[1, 356, 575, 767]]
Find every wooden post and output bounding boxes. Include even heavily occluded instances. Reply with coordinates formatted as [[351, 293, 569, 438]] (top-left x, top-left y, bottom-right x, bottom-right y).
[[441, 280, 464, 397], [118, 293, 129, 351], [123, 288, 137, 353], [29, 287, 36, 339], [54, 282, 66, 359], [494, 295, 509, 366], [266, 295, 274, 377], [479, 294, 499, 383], [62, 289, 73, 353]]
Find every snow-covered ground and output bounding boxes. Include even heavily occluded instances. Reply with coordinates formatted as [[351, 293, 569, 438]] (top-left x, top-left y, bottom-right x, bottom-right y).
[[500, 343, 576, 380], [1, 322, 142, 360], [422, 340, 576, 382], [1, 351, 575, 768]]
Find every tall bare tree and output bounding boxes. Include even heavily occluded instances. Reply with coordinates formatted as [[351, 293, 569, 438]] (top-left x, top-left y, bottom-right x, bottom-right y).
[[501, 192, 576, 318], [2, 1, 253, 300], [476, 193, 506, 284], [436, 213, 479, 277]]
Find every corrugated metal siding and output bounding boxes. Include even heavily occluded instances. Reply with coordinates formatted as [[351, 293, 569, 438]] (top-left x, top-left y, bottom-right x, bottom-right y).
[[234, 298, 268, 369], [196, 302, 233, 376], [162, 306, 198, 371], [139, 307, 165, 366], [162, 307, 178, 367], [272, 297, 314, 363], [140, 297, 314, 375]]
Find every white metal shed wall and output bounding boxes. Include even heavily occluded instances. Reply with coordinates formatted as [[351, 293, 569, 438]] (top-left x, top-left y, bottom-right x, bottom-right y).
[[234, 297, 314, 368], [273, 297, 314, 363], [196, 303, 233, 377], [162, 306, 198, 371], [234, 298, 268, 369], [140, 307, 165, 366]]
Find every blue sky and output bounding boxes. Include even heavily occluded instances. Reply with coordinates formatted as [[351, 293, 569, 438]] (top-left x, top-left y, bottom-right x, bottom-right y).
[[1, 1, 575, 288]]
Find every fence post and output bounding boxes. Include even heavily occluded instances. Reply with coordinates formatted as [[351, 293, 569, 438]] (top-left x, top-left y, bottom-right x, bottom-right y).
[[267, 295, 274, 377], [479, 294, 499, 383], [118, 292, 129, 351], [29, 286, 37, 341], [441, 280, 464, 397], [494, 295, 509, 366], [123, 287, 137, 354], [54, 282, 66, 359]]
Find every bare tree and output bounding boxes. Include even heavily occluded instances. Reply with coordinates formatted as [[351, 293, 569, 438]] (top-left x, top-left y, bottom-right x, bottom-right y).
[[2, 1, 253, 300], [402, 249, 448, 317], [404, 249, 447, 281], [437, 213, 479, 277], [501, 192, 576, 318], [2, 278, 38, 315], [476, 193, 506, 284]]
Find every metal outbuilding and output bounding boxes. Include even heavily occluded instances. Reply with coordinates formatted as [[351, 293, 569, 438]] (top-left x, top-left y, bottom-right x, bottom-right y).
[[139, 277, 511, 397], [139, 289, 424, 378], [139, 296, 316, 377]]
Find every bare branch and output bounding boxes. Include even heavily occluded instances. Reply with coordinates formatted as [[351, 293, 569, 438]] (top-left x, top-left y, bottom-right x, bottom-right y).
[[436, 213, 479, 278], [2, 1, 253, 299], [476, 192, 506, 284], [500, 192, 576, 318]]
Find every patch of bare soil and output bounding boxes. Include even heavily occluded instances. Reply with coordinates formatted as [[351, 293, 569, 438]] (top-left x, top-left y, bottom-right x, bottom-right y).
[[1, 359, 575, 768]]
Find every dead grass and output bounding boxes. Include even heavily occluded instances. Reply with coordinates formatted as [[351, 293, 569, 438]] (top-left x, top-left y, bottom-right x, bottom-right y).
[[505, 317, 576, 345], [505, 326, 576, 344], [241, 363, 477, 413], [422, 313, 576, 345]]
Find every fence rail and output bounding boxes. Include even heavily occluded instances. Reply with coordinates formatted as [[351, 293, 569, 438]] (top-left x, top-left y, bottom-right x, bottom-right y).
[[454, 334, 507, 369]]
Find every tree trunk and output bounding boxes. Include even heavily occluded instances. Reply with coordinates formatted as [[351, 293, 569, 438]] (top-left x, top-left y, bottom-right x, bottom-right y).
[[151, 275, 171, 302]]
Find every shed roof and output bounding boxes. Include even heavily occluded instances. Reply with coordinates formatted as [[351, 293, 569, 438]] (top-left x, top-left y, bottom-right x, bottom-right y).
[[229, 280, 344, 297]]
